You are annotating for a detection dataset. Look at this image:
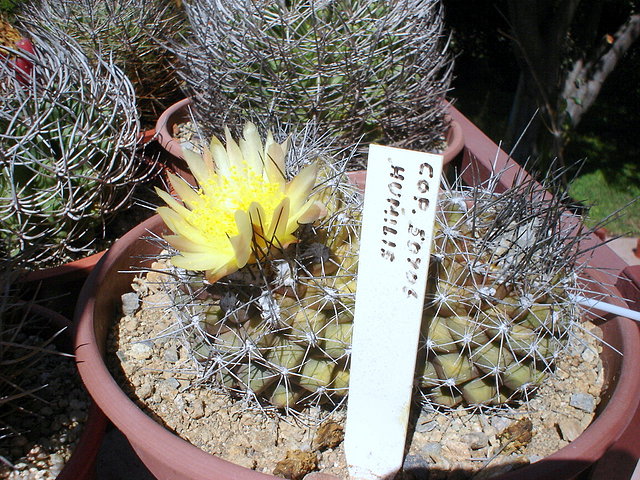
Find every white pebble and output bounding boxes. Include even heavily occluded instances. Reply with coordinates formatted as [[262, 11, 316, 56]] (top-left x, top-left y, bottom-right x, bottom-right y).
[[570, 393, 596, 413], [557, 418, 582, 441], [129, 342, 153, 360]]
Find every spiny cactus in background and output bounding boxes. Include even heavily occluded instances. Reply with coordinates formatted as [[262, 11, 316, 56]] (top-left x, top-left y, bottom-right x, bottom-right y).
[[17, 0, 186, 124], [0, 28, 150, 268], [416, 170, 590, 408], [153, 125, 594, 412], [153, 122, 360, 412], [170, 0, 453, 163]]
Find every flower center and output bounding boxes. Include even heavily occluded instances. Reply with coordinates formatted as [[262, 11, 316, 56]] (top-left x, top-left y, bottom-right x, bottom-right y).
[[187, 163, 285, 244]]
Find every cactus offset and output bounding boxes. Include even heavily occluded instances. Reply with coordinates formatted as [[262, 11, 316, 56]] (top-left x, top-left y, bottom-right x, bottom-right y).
[[417, 170, 588, 408], [170, 0, 453, 162]]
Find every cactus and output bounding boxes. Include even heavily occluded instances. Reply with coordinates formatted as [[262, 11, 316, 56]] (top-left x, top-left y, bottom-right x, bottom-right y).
[[416, 170, 588, 408], [17, 0, 186, 123], [0, 14, 20, 48], [153, 123, 594, 412], [169, 0, 453, 161], [154, 122, 360, 412], [0, 27, 149, 267]]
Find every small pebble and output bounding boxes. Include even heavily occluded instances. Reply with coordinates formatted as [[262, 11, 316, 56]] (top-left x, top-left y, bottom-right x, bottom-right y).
[[570, 393, 596, 413], [581, 348, 597, 363], [420, 441, 442, 461], [461, 432, 489, 450], [164, 345, 179, 363], [402, 453, 431, 474], [557, 418, 582, 441], [191, 399, 205, 419], [121, 292, 140, 315], [490, 416, 512, 432], [137, 382, 155, 400], [442, 441, 471, 459], [129, 342, 153, 360], [414, 420, 438, 434]]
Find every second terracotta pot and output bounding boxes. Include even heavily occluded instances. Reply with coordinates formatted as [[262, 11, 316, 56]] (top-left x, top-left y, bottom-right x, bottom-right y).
[[154, 98, 465, 186]]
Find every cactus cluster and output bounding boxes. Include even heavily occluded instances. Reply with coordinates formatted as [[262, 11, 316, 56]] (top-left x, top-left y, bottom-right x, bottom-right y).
[[170, 0, 453, 161], [417, 172, 583, 408], [153, 123, 589, 413], [17, 0, 186, 123], [0, 27, 148, 267]]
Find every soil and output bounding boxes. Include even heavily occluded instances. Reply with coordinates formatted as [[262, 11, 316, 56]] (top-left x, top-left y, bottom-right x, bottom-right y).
[[107, 265, 605, 480]]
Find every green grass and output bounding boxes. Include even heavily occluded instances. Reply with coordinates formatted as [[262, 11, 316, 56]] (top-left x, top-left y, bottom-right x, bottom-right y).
[[569, 167, 640, 236]]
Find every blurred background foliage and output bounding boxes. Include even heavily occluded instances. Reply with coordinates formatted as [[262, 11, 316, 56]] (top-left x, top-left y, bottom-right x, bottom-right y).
[[445, 0, 640, 235]]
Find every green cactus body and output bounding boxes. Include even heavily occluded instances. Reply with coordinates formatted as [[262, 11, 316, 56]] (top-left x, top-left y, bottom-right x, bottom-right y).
[[158, 152, 360, 411], [174, 0, 452, 157], [17, 0, 186, 121], [0, 28, 147, 267], [416, 181, 581, 408]]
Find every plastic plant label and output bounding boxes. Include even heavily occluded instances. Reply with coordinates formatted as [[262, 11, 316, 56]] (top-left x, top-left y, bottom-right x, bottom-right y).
[[345, 144, 444, 480]]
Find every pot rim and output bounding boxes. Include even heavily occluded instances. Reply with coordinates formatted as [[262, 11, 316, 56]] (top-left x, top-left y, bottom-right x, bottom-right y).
[[155, 97, 465, 165]]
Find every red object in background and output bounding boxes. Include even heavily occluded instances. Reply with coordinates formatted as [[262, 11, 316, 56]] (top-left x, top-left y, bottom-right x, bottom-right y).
[[14, 37, 35, 84], [594, 227, 609, 241], [634, 238, 640, 258]]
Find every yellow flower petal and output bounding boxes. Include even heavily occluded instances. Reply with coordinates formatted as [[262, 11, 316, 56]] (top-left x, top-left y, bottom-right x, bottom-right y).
[[155, 188, 191, 218], [209, 135, 231, 176], [247, 201, 268, 232], [164, 234, 212, 253], [156, 122, 326, 280], [205, 262, 241, 284], [166, 173, 201, 208], [225, 127, 244, 170], [229, 210, 253, 268], [286, 163, 319, 208], [171, 251, 227, 272], [264, 132, 286, 183], [157, 207, 216, 247], [183, 149, 213, 186], [294, 200, 327, 225], [240, 122, 263, 173], [266, 197, 290, 247]]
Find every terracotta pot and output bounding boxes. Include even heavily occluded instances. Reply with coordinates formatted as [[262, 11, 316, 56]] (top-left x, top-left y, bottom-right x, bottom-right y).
[[154, 98, 464, 188], [75, 213, 640, 480], [10, 303, 108, 480], [138, 128, 157, 146], [39, 305, 109, 480], [20, 251, 106, 320]]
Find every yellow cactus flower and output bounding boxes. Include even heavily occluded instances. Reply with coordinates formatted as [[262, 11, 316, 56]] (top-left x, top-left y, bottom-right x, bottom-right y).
[[156, 122, 326, 283]]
